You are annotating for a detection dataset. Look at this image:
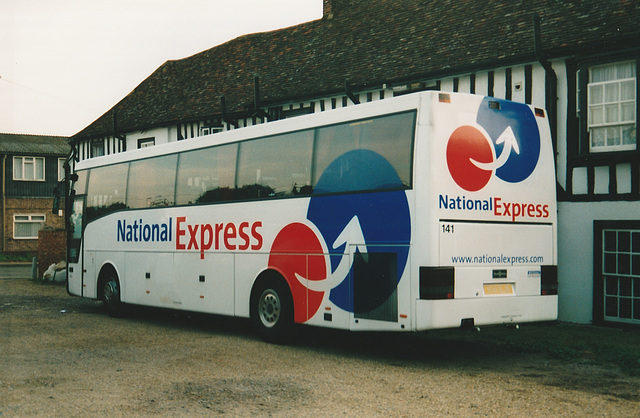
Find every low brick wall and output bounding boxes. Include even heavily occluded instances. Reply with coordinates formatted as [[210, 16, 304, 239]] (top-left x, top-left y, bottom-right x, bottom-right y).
[[37, 228, 67, 279]]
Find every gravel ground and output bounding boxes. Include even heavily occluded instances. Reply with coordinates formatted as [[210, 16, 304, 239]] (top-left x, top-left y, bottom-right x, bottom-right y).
[[1, 278, 639, 417]]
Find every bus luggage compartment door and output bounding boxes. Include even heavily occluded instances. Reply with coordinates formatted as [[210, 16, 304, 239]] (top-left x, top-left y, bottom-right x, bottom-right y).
[[353, 250, 398, 322]]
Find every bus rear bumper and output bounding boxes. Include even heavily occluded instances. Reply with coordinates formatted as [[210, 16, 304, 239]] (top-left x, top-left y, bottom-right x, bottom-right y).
[[415, 295, 558, 331]]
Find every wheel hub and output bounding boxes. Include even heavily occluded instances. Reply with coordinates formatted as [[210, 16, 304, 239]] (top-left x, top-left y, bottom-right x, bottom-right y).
[[259, 290, 281, 327]]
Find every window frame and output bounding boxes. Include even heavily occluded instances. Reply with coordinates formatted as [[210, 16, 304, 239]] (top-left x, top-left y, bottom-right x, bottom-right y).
[[91, 139, 105, 158], [200, 126, 223, 136], [13, 156, 45, 181], [137, 137, 155, 149], [13, 214, 46, 239], [582, 59, 638, 154], [58, 158, 66, 182], [594, 220, 640, 327]]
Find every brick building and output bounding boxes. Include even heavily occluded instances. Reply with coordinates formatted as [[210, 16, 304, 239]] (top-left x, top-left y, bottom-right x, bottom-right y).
[[69, 0, 640, 326], [0, 133, 70, 253]]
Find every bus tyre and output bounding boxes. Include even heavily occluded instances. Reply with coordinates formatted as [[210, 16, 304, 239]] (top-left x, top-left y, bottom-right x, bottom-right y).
[[102, 273, 124, 317], [251, 276, 293, 344]]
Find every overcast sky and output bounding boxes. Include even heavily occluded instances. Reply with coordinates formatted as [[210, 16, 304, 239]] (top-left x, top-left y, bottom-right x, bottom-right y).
[[0, 0, 322, 137]]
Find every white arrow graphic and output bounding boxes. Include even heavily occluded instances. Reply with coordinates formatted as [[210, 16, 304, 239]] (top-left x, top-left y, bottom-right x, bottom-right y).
[[470, 126, 519, 171], [295, 215, 368, 292]]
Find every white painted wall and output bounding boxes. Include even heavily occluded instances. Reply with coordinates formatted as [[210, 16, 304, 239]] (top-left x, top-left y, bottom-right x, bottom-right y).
[[127, 127, 170, 149], [554, 60, 568, 190], [558, 200, 640, 323]]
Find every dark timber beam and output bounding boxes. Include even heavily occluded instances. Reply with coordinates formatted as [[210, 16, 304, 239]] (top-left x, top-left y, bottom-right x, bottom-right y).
[[345, 79, 360, 105], [112, 111, 126, 151], [220, 95, 239, 128], [252, 75, 269, 122], [533, 12, 558, 160]]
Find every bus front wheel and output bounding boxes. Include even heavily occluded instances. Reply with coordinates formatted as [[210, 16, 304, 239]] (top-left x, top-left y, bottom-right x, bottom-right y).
[[251, 275, 293, 343], [101, 271, 123, 317]]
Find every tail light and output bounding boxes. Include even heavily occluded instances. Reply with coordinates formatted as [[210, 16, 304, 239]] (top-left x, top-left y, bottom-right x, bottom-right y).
[[540, 265, 558, 295], [420, 267, 454, 300]]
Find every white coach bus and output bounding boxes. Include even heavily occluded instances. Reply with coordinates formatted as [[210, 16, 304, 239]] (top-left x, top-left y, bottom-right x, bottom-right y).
[[66, 91, 557, 342]]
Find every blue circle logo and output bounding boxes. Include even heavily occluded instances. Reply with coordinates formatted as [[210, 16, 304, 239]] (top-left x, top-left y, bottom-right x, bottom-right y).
[[306, 150, 411, 313]]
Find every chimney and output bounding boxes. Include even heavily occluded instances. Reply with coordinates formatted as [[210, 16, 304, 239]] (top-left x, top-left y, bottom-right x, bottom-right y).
[[323, 0, 334, 20]]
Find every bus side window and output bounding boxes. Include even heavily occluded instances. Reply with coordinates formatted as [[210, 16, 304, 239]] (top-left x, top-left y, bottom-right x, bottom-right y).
[[85, 163, 128, 221], [236, 130, 313, 200], [72, 170, 88, 195], [313, 112, 415, 194], [175, 143, 237, 205], [127, 155, 178, 208]]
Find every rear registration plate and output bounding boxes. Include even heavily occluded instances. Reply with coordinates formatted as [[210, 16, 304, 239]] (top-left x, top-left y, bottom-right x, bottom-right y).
[[483, 283, 514, 295]]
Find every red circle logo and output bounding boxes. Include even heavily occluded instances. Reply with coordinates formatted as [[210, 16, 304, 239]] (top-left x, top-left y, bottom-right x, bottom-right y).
[[268, 222, 326, 323], [446, 125, 493, 192]]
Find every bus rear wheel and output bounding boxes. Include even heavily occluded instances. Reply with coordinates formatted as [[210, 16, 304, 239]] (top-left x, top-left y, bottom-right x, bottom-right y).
[[251, 275, 293, 343]]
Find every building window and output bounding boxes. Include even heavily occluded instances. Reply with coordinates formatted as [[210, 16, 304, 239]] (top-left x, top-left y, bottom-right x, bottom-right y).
[[91, 140, 105, 157], [13, 156, 45, 181], [137, 137, 155, 148], [588, 61, 636, 152], [200, 127, 222, 136], [14, 214, 46, 239], [594, 221, 640, 326], [58, 158, 66, 181]]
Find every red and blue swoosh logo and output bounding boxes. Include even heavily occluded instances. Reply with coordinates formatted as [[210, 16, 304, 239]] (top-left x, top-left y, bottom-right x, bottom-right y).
[[446, 98, 541, 192]]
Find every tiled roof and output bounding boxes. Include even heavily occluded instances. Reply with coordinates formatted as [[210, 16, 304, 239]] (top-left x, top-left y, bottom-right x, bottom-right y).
[[73, 0, 640, 140], [0, 133, 70, 156]]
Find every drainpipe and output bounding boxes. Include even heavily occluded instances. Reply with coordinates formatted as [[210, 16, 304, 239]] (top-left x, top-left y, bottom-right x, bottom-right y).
[[2, 154, 6, 252], [533, 12, 558, 159]]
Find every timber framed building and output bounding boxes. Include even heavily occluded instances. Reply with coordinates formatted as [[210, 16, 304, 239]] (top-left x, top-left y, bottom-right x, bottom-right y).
[[71, 0, 640, 327]]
